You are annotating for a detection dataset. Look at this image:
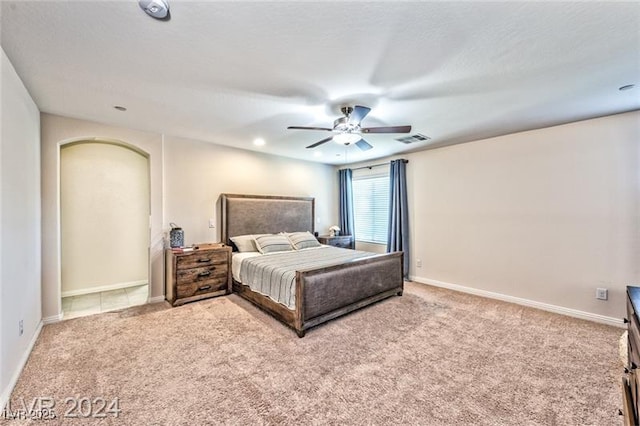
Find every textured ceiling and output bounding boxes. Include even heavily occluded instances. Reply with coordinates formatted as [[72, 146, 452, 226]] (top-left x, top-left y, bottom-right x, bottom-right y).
[[1, 1, 639, 165]]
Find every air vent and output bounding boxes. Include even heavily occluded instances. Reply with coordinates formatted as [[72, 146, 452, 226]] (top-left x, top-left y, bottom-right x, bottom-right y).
[[395, 133, 431, 144]]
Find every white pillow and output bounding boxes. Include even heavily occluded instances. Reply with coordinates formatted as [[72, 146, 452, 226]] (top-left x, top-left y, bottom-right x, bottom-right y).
[[254, 234, 294, 254], [230, 234, 257, 252], [287, 231, 321, 250]]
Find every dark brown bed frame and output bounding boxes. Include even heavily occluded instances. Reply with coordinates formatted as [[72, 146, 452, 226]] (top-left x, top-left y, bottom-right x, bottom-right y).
[[221, 193, 404, 337]]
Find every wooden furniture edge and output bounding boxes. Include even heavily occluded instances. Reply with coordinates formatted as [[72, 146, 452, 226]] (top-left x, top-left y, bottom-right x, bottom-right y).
[[623, 375, 637, 426], [233, 280, 296, 325], [172, 289, 228, 306]]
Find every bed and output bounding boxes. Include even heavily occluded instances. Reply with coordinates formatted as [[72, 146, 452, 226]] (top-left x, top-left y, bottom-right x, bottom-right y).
[[221, 193, 404, 337]]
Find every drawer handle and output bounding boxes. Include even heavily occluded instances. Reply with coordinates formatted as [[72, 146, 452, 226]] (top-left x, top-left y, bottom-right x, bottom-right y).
[[198, 285, 212, 291], [198, 271, 211, 278], [197, 258, 211, 263]]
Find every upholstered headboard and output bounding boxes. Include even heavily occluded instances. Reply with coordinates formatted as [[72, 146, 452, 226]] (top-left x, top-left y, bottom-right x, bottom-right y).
[[220, 194, 315, 246]]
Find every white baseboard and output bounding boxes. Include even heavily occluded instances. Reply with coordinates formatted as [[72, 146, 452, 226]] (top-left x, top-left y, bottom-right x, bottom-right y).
[[61, 280, 147, 298], [0, 320, 43, 412], [149, 296, 165, 304], [42, 313, 63, 324], [410, 275, 624, 328]]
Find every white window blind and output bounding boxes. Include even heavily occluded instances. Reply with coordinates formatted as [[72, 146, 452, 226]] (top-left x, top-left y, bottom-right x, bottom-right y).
[[353, 174, 389, 244]]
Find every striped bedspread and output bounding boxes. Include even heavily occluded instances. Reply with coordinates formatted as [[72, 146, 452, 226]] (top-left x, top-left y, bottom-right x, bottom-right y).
[[238, 246, 374, 309]]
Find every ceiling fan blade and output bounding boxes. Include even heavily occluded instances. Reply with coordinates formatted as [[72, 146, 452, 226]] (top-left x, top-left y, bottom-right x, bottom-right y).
[[288, 126, 334, 131], [361, 125, 412, 134], [355, 139, 373, 151], [306, 136, 334, 149], [348, 105, 371, 125]]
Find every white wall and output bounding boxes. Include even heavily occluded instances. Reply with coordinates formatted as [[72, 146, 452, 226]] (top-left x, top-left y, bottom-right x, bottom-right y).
[[163, 135, 337, 245], [61, 142, 149, 295], [0, 48, 42, 409], [390, 111, 638, 322], [343, 111, 639, 322]]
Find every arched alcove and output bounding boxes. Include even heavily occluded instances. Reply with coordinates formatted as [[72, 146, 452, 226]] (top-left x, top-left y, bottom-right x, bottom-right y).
[[60, 141, 150, 315]]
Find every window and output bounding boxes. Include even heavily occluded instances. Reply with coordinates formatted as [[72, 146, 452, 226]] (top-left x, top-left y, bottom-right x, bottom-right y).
[[353, 174, 389, 244]]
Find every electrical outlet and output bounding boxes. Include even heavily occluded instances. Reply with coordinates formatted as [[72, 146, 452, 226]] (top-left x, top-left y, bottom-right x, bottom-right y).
[[208, 218, 215, 229], [19, 320, 23, 336], [596, 288, 608, 300], [416, 259, 422, 268]]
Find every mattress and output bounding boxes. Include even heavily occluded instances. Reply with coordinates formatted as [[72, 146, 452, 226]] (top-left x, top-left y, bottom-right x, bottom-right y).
[[233, 246, 374, 309]]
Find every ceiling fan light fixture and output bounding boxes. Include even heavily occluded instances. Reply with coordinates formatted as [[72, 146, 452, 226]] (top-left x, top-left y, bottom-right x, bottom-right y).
[[333, 133, 361, 145], [289, 105, 409, 151]]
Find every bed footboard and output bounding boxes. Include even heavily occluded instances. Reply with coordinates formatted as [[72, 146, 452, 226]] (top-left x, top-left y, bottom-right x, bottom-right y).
[[294, 251, 404, 337]]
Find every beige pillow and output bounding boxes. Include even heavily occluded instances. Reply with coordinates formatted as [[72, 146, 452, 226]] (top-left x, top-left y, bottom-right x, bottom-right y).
[[254, 234, 294, 254], [230, 234, 258, 252], [287, 231, 321, 250]]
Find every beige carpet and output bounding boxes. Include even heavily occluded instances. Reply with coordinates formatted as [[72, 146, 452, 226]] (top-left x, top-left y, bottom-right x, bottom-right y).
[[9, 282, 623, 425]]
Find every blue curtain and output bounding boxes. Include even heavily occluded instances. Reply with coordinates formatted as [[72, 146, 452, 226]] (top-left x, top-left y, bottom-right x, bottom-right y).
[[387, 159, 409, 279], [338, 169, 354, 238]]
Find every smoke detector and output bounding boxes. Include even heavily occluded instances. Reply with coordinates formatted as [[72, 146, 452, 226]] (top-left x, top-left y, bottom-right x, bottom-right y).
[[139, 0, 170, 20]]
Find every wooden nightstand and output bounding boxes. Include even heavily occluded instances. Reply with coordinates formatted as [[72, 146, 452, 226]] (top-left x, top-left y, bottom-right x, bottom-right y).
[[317, 235, 354, 249], [165, 243, 231, 307]]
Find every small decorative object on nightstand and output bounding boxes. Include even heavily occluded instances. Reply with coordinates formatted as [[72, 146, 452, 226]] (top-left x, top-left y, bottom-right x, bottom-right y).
[[317, 234, 354, 249], [165, 243, 231, 307]]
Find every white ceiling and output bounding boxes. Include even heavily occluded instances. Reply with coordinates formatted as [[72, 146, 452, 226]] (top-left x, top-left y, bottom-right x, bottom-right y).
[[1, 1, 639, 165]]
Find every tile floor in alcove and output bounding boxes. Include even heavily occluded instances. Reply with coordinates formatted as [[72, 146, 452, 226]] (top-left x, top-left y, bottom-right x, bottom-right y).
[[62, 284, 149, 320]]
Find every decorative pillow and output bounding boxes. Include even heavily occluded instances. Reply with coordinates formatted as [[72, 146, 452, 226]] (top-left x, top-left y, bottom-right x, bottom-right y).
[[254, 234, 294, 254], [230, 234, 258, 252], [287, 231, 321, 250]]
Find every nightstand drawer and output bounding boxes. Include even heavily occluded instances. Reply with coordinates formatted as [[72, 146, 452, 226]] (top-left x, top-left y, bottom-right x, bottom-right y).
[[317, 235, 354, 249], [177, 277, 228, 299], [176, 265, 228, 286], [331, 239, 352, 249], [176, 251, 228, 269], [630, 317, 640, 367]]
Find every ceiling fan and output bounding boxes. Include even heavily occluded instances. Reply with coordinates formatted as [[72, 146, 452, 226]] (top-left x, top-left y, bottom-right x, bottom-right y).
[[287, 105, 412, 151]]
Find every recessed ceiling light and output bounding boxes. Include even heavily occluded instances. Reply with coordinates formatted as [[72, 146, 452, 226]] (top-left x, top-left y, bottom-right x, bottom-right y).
[[253, 138, 265, 146], [139, 0, 170, 20], [114, 106, 127, 111], [619, 84, 636, 91]]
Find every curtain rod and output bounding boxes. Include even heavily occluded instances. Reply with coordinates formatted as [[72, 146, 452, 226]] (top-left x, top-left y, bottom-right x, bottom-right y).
[[349, 159, 408, 171]]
